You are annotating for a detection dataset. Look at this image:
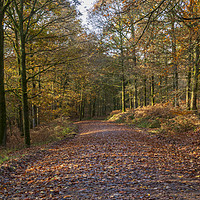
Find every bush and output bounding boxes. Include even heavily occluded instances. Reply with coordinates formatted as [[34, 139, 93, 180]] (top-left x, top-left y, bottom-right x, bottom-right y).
[[108, 111, 134, 123], [107, 104, 200, 135], [162, 115, 198, 134], [134, 103, 193, 120], [149, 119, 161, 128], [107, 110, 122, 119], [132, 117, 161, 129]]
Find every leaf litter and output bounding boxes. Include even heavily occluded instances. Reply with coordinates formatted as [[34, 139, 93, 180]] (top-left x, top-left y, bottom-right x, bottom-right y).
[[0, 120, 200, 199]]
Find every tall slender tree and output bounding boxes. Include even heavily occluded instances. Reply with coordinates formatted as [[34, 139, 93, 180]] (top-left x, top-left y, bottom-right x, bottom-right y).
[[6, 0, 77, 147], [0, 0, 11, 147]]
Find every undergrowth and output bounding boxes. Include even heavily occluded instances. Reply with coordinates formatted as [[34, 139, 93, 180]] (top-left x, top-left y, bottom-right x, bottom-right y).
[[0, 117, 77, 164], [107, 104, 200, 138], [107, 109, 134, 123]]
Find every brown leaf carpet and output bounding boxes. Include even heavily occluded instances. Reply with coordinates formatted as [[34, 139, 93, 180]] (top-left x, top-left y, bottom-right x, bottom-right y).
[[0, 121, 200, 199]]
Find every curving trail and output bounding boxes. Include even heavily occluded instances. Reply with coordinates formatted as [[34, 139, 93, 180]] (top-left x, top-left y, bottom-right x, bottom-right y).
[[0, 120, 200, 199]]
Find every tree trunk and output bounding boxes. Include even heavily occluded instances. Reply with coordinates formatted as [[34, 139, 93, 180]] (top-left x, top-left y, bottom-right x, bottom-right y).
[[17, 105, 23, 135], [88, 100, 92, 119], [119, 17, 126, 113], [92, 98, 96, 117], [191, 37, 200, 112], [186, 33, 192, 110], [171, 12, 179, 107], [32, 104, 37, 129], [79, 91, 83, 121], [13, 27, 24, 135], [82, 100, 85, 118], [19, 0, 30, 147], [129, 90, 133, 109], [143, 78, 147, 106], [122, 75, 126, 112], [186, 67, 192, 110], [151, 75, 155, 106], [37, 66, 41, 125], [0, 8, 7, 146], [159, 75, 163, 103], [113, 96, 117, 110], [134, 79, 138, 108], [32, 71, 37, 128], [164, 74, 168, 102], [130, 12, 137, 109]]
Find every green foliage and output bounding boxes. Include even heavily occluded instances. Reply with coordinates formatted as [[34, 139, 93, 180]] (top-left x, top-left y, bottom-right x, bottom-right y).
[[108, 110, 134, 123], [132, 118, 151, 128], [0, 154, 9, 164], [132, 117, 161, 129], [0, 149, 22, 164], [107, 110, 122, 120], [55, 126, 76, 140], [149, 119, 161, 128]]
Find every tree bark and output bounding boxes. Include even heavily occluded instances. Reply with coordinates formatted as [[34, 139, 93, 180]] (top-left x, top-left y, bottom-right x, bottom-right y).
[[171, 11, 179, 107], [159, 75, 163, 103], [129, 87, 133, 109], [134, 79, 138, 108], [143, 78, 147, 106], [186, 67, 192, 109], [121, 75, 126, 112], [191, 36, 200, 112], [92, 98, 96, 117], [15, 29, 24, 135], [79, 91, 83, 121], [19, 0, 30, 147], [18, 105, 23, 135], [32, 69, 37, 128], [113, 96, 117, 110], [151, 75, 155, 106], [0, 6, 7, 146], [186, 31, 192, 110], [118, 14, 126, 113]]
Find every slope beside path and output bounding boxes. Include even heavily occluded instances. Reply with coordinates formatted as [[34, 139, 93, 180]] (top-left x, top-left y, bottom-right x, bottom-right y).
[[0, 120, 200, 199]]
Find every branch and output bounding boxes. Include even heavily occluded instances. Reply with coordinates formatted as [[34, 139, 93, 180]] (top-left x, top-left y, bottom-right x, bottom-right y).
[[3, 0, 11, 13], [133, 0, 167, 24], [26, 12, 75, 42], [180, 16, 200, 21], [134, 11, 153, 46], [24, 0, 37, 36]]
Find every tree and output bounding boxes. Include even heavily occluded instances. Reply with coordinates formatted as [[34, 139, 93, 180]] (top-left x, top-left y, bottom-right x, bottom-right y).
[[0, 0, 11, 147], [190, 34, 200, 111], [92, 0, 135, 112], [5, 0, 78, 147]]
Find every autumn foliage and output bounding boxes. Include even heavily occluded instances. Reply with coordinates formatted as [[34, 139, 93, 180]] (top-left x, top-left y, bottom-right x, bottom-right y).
[[108, 104, 200, 137], [1, 118, 77, 155]]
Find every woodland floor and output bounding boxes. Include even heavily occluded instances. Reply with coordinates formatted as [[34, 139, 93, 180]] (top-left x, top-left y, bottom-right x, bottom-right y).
[[0, 120, 200, 199]]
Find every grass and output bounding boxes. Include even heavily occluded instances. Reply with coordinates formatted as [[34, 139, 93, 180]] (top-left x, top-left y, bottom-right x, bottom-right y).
[[0, 148, 26, 164], [0, 154, 9, 164]]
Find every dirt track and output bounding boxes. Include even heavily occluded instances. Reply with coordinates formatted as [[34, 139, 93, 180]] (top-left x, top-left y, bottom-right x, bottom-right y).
[[0, 120, 200, 199]]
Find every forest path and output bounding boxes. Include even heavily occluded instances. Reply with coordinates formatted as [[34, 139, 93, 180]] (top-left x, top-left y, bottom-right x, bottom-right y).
[[1, 120, 200, 199]]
